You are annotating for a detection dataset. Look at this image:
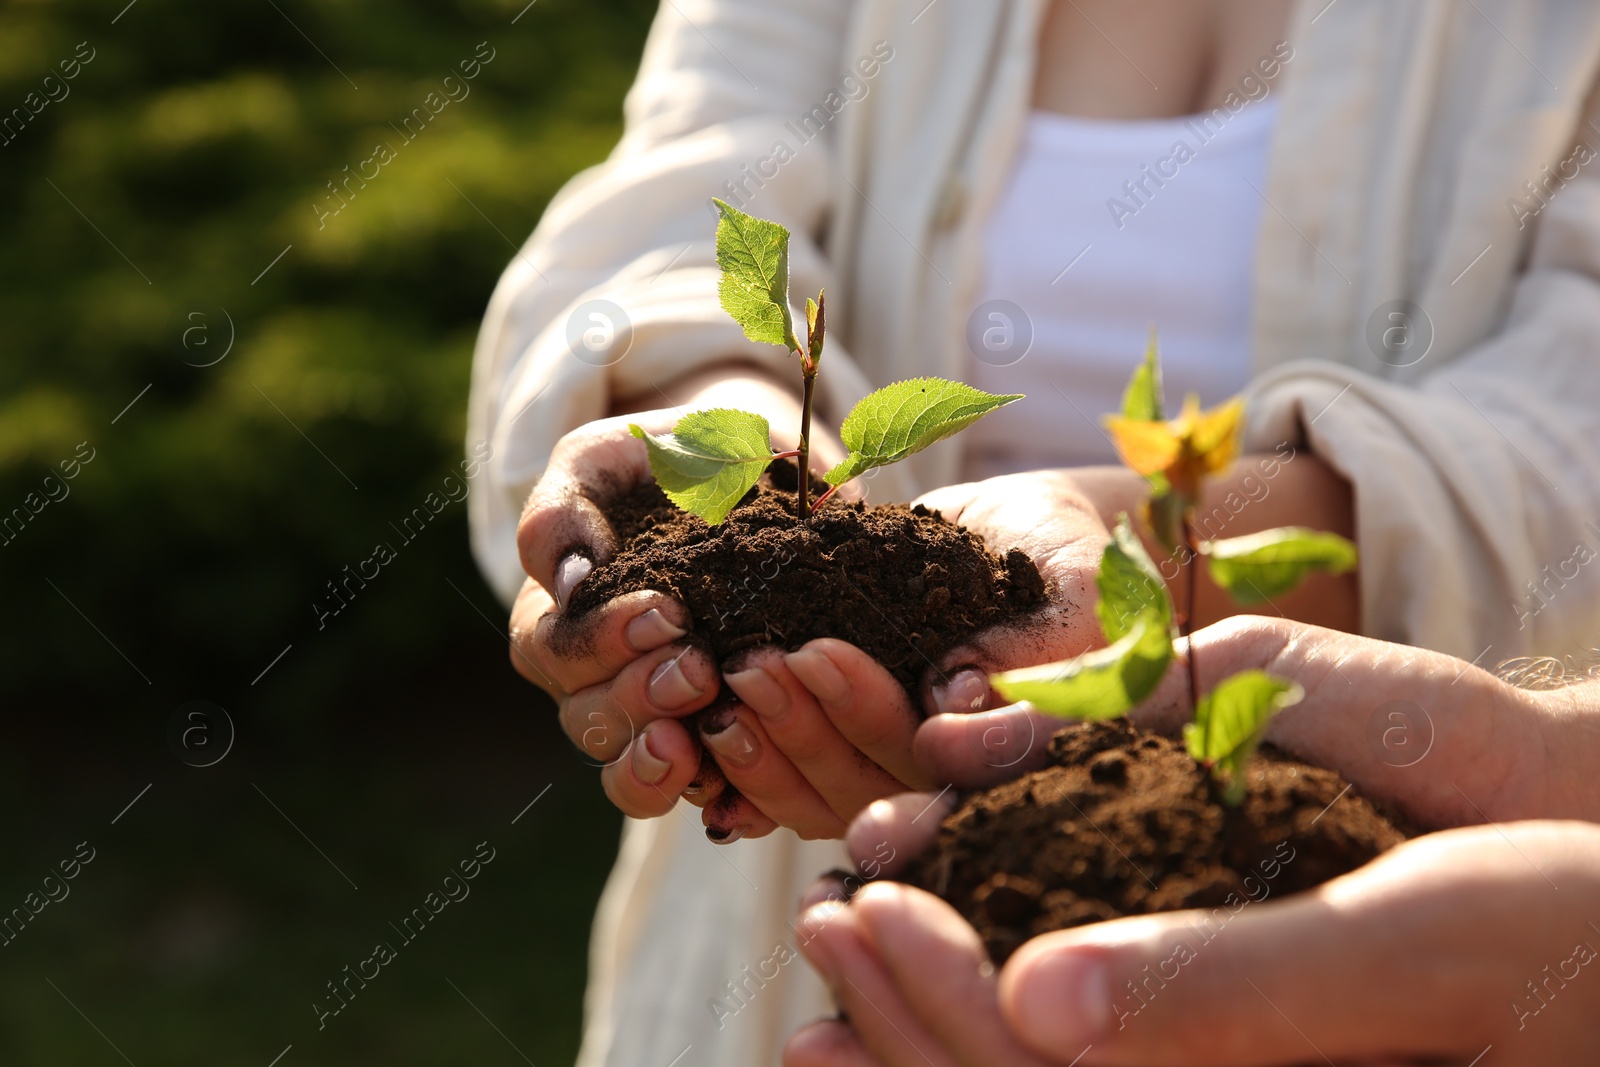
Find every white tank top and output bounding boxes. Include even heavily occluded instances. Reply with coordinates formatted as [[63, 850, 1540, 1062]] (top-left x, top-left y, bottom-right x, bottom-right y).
[[963, 99, 1279, 480]]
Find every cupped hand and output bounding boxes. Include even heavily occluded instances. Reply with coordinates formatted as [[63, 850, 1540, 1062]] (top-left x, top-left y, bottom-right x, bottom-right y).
[[912, 472, 1113, 716], [786, 820, 1600, 1067], [696, 471, 1114, 840], [692, 639, 931, 841], [509, 410, 721, 818]]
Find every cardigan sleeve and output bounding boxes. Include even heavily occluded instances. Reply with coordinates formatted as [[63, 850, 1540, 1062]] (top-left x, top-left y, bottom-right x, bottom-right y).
[[1245, 137, 1600, 662], [467, 0, 883, 605]]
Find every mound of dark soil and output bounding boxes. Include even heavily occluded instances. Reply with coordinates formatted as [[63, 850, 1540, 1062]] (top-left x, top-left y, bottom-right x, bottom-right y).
[[901, 719, 1407, 964], [566, 460, 1047, 697]]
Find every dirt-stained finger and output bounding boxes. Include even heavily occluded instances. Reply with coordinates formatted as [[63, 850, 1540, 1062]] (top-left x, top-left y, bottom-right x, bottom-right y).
[[599, 720, 702, 819]]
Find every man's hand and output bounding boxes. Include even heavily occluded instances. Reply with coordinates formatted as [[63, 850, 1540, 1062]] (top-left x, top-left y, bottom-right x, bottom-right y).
[[785, 821, 1600, 1067], [784, 617, 1600, 1065], [914, 615, 1582, 830]]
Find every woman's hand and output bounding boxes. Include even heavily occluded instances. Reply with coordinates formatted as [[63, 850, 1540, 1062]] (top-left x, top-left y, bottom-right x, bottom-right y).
[[510, 408, 723, 819], [511, 362, 847, 831], [701, 471, 1114, 841], [912, 473, 1114, 712], [787, 821, 1600, 1067]]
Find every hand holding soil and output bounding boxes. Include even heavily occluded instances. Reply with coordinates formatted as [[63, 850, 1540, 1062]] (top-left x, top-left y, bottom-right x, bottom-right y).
[[913, 615, 1576, 828], [529, 202, 1039, 842], [787, 821, 1600, 1067], [786, 620, 1600, 1066], [509, 409, 727, 818], [705, 470, 1117, 840]]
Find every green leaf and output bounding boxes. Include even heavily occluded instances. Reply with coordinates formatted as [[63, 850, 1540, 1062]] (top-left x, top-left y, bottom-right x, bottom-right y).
[[1203, 527, 1358, 605], [994, 516, 1177, 722], [1096, 515, 1173, 643], [1120, 328, 1166, 422], [991, 618, 1172, 721], [1184, 670, 1303, 805], [1142, 486, 1188, 557], [713, 198, 799, 352], [629, 408, 772, 525], [825, 378, 1023, 486]]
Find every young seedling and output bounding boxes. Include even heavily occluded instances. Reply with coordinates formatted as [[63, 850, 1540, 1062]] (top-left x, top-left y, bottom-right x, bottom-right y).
[[990, 336, 1357, 803], [629, 200, 1021, 524]]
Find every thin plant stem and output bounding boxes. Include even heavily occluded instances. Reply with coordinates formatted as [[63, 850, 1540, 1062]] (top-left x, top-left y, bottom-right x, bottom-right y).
[[812, 484, 840, 512], [797, 368, 816, 520], [771, 449, 801, 460], [1181, 514, 1202, 736]]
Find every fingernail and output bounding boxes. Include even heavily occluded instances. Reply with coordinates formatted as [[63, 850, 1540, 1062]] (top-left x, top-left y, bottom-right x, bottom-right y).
[[648, 653, 704, 710], [633, 727, 671, 785], [706, 825, 748, 844], [701, 716, 761, 769], [626, 608, 686, 652], [785, 647, 850, 705], [1009, 949, 1112, 1049], [799, 877, 849, 912], [846, 799, 899, 866], [553, 553, 592, 610], [933, 668, 989, 715], [797, 903, 844, 979], [725, 666, 791, 719]]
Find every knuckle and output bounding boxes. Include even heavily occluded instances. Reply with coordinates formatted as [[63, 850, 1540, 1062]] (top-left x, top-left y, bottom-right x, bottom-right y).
[[509, 629, 554, 691], [556, 697, 587, 746], [515, 498, 563, 573], [600, 767, 656, 817], [517, 622, 562, 689], [561, 694, 613, 754], [770, 728, 832, 766], [843, 705, 905, 752], [611, 657, 665, 719]]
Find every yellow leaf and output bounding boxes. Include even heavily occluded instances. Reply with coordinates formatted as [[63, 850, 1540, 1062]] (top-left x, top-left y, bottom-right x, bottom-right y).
[[1190, 396, 1245, 474], [1106, 416, 1182, 476]]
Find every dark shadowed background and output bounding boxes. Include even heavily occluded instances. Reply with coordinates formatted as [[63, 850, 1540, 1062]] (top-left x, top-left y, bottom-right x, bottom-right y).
[[0, 1, 655, 1062]]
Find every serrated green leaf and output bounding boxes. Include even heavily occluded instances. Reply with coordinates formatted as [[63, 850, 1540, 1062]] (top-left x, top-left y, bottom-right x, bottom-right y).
[[1121, 328, 1166, 422], [1184, 670, 1303, 804], [629, 408, 772, 525], [991, 618, 1173, 721], [1203, 527, 1358, 605], [713, 198, 799, 352], [1096, 515, 1173, 643], [825, 378, 1022, 486]]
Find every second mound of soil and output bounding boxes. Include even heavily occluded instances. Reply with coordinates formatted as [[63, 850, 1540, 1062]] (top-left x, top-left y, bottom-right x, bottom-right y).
[[565, 460, 1047, 696], [901, 719, 1407, 964]]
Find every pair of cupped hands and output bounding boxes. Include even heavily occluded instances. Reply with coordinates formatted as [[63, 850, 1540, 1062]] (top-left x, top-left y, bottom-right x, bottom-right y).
[[512, 413, 1600, 1066]]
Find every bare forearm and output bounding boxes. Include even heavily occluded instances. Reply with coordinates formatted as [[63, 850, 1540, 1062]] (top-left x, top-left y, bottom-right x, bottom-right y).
[[1068, 449, 1359, 632]]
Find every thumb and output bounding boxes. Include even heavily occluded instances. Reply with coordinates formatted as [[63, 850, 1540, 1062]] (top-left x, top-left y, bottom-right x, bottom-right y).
[[995, 829, 1530, 1066]]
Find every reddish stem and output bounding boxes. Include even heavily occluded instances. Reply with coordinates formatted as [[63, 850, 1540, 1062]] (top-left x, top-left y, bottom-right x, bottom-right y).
[[797, 367, 816, 521], [771, 449, 801, 460], [1181, 515, 1202, 736], [812, 484, 840, 512]]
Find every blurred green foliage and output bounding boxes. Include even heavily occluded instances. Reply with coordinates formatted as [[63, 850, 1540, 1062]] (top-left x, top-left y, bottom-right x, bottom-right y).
[[0, 0, 652, 705], [0, 0, 657, 1063]]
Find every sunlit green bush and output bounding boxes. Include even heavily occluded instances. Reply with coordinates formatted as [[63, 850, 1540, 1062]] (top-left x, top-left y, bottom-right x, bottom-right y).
[[0, 0, 654, 707]]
